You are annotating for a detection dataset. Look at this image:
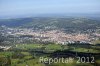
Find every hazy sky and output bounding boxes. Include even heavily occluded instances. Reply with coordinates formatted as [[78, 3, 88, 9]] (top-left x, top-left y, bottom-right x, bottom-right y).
[[0, 0, 100, 18]]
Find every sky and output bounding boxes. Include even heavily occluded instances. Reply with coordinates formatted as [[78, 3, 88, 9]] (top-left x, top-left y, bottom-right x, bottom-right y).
[[0, 0, 100, 18]]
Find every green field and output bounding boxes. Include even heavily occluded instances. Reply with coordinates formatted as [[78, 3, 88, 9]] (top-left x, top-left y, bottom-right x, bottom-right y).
[[0, 43, 100, 66]]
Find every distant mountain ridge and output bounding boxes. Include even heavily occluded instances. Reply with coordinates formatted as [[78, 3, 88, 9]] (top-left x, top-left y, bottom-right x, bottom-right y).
[[0, 18, 33, 27], [0, 17, 100, 31]]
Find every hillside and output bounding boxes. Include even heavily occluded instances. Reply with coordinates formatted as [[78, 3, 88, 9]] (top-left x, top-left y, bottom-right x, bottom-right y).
[[0, 17, 100, 31], [0, 18, 33, 27]]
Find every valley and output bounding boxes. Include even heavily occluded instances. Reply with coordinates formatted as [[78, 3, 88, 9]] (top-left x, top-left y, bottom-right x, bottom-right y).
[[0, 17, 100, 66]]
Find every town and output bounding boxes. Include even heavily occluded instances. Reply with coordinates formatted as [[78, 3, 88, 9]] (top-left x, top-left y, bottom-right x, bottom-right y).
[[0, 25, 100, 46]]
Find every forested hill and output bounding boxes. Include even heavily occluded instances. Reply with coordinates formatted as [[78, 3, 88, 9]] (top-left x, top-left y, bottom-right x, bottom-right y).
[[0, 17, 100, 30], [0, 18, 33, 27]]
